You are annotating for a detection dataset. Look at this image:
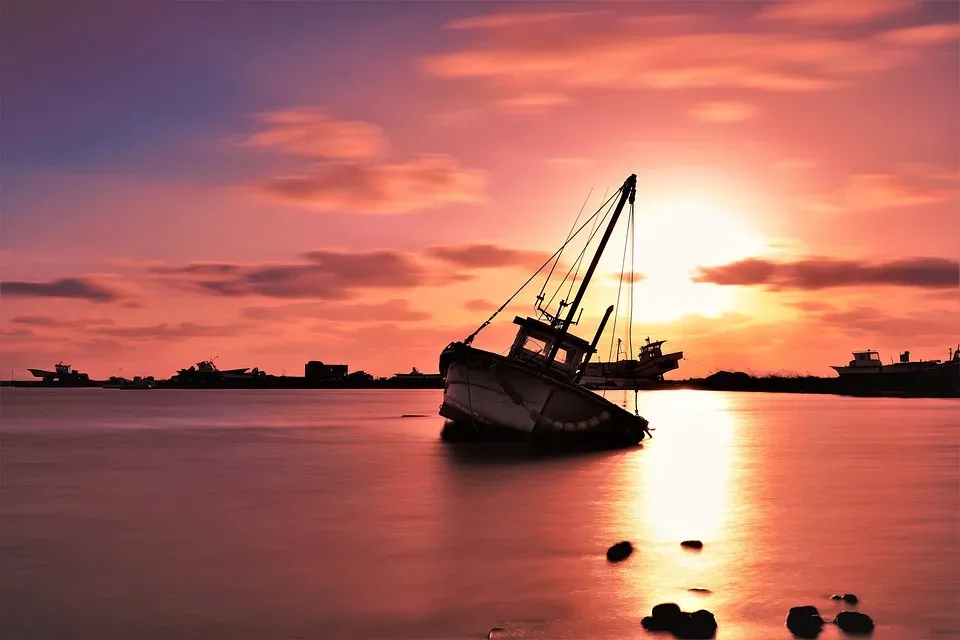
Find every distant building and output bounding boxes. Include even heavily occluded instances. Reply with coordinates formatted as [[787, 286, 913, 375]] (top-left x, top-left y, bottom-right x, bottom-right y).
[[305, 360, 348, 382]]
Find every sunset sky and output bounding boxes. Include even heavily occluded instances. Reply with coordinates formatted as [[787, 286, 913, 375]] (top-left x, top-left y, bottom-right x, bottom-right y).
[[2, 0, 958, 380]]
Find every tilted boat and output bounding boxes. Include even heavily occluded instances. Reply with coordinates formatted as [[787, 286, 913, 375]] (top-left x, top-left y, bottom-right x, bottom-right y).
[[438, 174, 652, 449]]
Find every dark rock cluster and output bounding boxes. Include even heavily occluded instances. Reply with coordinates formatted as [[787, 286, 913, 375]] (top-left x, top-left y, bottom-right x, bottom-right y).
[[785, 604, 875, 638], [680, 539, 704, 550], [641, 602, 717, 639]]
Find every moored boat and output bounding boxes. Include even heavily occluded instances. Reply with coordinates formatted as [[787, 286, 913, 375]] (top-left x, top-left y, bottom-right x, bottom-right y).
[[580, 337, 683, 389], [438, 174, 651, 450]]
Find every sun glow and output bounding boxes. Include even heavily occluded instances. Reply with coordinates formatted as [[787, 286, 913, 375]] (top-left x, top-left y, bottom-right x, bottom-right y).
[[596, 191, 773, 323]]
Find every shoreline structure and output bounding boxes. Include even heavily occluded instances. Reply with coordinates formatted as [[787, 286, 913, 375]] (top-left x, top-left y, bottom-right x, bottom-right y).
[[3, 363, 957, 398]]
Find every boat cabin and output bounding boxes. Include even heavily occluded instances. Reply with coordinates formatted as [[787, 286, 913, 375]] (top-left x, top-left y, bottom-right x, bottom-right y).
[[848, 350, 882, 367], [508, 316, 594, 377]]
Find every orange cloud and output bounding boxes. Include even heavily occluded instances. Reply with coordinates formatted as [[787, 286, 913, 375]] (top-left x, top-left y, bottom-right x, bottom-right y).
[[444, 10, 605, 31], [755, 0, 916, 25], [687, 101, 759, 123], [422, 15, 957, 97], [498, 92, 571, 113], [240, 107, 386, 159], [844, 173, 953, 210], [240, 298, 431, 323], [876, 22, 960, 45], [253, 154, 486, 214]]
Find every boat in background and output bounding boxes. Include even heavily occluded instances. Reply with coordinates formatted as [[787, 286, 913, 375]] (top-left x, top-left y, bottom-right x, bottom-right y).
[[580, 337, 683, 389], [27, 362, 96, 386], [832, 349, 945, 376], [830, 345, 960, 396], [438, 174, 651, 449], [103, 375, 156, 390]]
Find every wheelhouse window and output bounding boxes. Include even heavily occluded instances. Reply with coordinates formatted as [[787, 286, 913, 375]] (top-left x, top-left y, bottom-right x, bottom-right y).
[[521, 336, 548, 356]]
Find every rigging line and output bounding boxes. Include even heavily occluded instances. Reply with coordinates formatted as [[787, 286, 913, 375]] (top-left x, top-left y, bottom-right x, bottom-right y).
[[564, 187, 609, 305], [607, 209, 632, 364], [544, 188, 614, 313], [627, 201, 635, 361], [537, 186, 593, 304], [463, 186, 623, 344]]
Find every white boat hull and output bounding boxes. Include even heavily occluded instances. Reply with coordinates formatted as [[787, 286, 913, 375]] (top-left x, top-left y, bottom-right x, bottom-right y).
[[439, 343, 649, 448]]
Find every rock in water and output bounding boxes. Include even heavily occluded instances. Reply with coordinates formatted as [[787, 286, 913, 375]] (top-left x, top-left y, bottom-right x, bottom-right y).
[[652, 602, 682, 619], [830, 594, 843, 601], [786, 605, 825, 638], [643, 604, 716, 638], [606, 540, 633, 562], [681, 540, 704, 550], [675, 609, 717, 639], [842, 593, 859, 605], [834, 611, 875, 635]]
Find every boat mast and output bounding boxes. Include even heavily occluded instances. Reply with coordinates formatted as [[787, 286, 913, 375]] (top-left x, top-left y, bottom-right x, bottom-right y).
[[546, 174, 636, 362]]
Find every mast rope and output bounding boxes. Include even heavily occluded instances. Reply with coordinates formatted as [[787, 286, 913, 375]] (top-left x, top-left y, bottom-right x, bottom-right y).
[[463, 186, 623, 345], [543, 194, 614, 320], [536, 187, 593, 314]]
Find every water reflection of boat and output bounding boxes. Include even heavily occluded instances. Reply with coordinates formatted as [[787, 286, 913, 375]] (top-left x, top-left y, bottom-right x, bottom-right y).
[[580, 337, 683, 389], [438, 174, 651, 449]]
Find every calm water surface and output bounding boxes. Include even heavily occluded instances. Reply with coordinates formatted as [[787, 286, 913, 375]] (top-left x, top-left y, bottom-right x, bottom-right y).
[[2, 389, 958, 639]]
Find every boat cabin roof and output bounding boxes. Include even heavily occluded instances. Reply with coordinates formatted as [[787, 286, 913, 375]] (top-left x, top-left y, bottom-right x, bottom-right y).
[[512, 317, 594, 353], [853, 350, 880, 357]]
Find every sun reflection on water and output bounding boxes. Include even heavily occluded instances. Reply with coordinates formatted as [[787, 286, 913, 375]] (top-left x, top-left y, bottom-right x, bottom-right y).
[[601, 390, 750, 630], [638, 390, 739, 544]]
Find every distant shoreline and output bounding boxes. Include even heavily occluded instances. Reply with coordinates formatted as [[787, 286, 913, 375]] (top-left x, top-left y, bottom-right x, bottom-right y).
[[3, 369, 957, 398]]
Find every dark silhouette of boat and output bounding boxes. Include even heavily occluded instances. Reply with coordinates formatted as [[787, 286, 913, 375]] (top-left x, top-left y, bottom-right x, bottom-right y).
[[580, 337, 683, 389], [438, 174, 651, 449], [26, 362, 96, 386]]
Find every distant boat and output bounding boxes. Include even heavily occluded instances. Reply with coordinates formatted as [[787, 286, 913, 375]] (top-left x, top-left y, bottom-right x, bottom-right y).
[[580, 337, 683, 389], [831, 349, 944, 376], [830, 346, 960, 396], [27, 362, 93, 385], [438, 174, 651, 449], [103, 375, 155, 390]]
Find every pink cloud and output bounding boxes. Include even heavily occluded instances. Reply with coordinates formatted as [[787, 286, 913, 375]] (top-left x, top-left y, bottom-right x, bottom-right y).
[[422, 15, 957, 97], [687, 101, 760, 123], [693, 256, 959, 290], [444, 10, 605, 31], [253, 154, 486, 214], [498, 92, 571, 113], [1, 276, 133, 304], [844, 173, 953, 210], [755, 0, 917, 25], [240, 107, 386, 160]]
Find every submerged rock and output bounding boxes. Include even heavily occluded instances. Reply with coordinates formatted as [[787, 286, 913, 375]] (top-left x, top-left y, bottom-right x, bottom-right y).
[[688, 588, 713, 594], [680, 540, 704, 550], [606, 540, 634, 562], [834, 611, 874, 635], [786, 605, 825, 638], [842, 593, 859, 605], [487, 627, 507, 639]]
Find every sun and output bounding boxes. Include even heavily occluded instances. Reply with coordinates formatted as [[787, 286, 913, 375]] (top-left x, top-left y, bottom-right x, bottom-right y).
[[596, 191, 772, 323]]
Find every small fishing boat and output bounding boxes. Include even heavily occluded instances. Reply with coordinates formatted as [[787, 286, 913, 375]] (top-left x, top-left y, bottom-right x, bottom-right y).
[[438, 174, 652, 450], [580, 337, 683, 390]]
